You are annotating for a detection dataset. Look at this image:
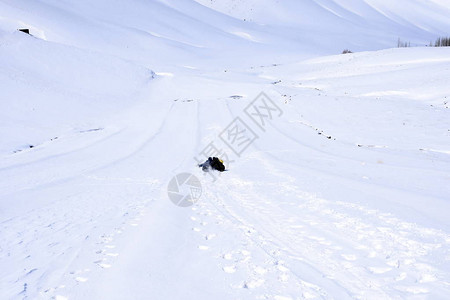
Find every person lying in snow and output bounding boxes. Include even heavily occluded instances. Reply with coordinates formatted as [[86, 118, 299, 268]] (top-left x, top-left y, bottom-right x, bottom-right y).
[[198, 157, 226, 172]]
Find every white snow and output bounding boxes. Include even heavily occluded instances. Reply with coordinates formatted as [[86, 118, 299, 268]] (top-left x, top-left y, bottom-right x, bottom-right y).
[[1, 0, 450, 299]]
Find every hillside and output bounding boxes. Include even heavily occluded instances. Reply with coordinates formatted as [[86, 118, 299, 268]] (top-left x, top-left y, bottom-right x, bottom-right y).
[[1, 1, 450, 299]]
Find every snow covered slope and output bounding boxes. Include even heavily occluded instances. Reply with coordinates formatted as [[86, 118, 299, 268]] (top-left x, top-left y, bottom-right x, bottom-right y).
[[196, 0, 450, 51], [1, 0, 450, 299]]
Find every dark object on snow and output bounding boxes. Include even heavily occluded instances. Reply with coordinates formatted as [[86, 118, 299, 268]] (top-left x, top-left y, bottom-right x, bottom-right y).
[[18, 29, 30, 34], [198, 157, 226, 172]]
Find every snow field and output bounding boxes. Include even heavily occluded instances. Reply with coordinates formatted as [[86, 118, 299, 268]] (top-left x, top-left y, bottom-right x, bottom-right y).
[[1, 0, 450, 299]]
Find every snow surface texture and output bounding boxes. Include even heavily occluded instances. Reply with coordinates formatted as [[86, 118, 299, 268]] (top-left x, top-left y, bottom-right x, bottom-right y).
[[1, 0, 450, 299]]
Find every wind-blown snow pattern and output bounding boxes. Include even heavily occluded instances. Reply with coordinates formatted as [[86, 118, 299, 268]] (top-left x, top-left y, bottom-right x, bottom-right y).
[[1, 0, 450, 299]]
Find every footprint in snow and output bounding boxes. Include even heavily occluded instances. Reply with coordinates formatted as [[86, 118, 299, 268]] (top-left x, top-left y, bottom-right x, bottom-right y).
[[242, 278, 265, 289], [341, 254, 357, 261], [94, 258, 112, 269], [223, 265, 237, 273], [368, 266, 392, 274], [395, 272, 407, 281], [205, 234, 216, 240], [419, 273, 437, 283], [98, 263, 112, 269], [253, 266, 268, 275], [222, 253, 233, 260]]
